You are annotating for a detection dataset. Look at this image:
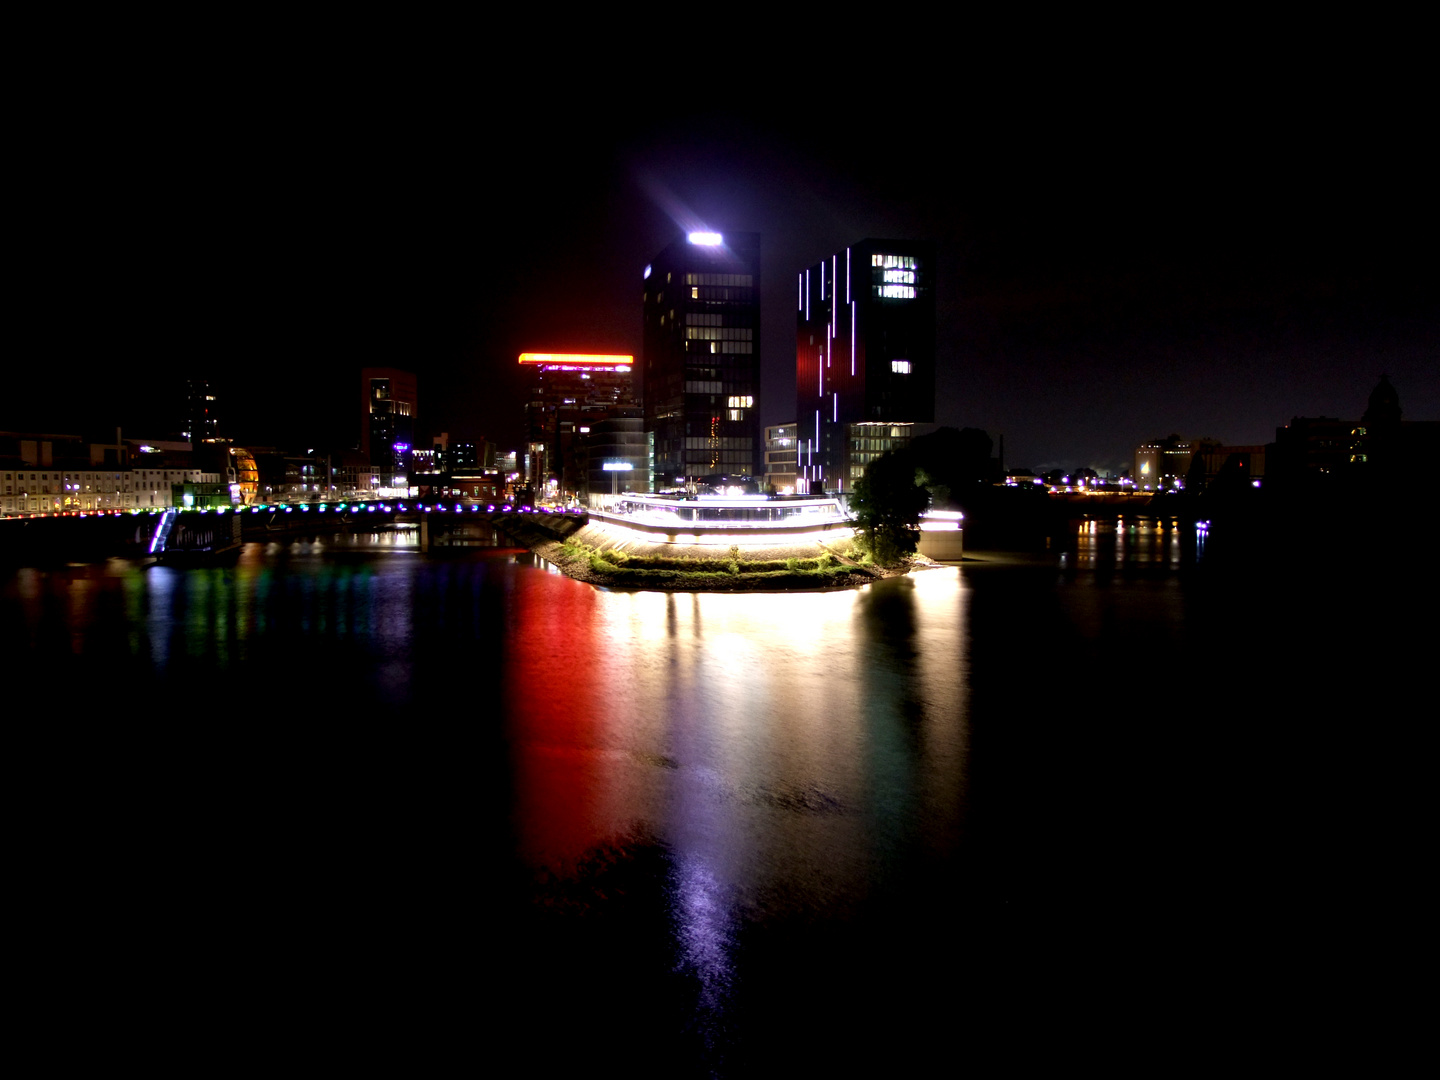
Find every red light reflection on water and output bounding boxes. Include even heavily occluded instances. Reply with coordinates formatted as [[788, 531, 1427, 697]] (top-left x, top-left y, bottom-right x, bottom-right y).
[[502, 568, 615, 868]]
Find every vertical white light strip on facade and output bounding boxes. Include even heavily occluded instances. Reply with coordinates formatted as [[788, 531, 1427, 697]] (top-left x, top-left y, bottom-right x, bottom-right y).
[[805, 268, 810, 322], [798, 273, 803, 312], [851, 302, 856, 376], [820, 261, 825, 301], [832, 255, 838, 337], [846, 247, 850, 304], [833, 391, 838, 423]]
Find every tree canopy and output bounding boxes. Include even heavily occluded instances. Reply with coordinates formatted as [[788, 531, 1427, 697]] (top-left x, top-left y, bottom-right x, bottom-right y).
[[849, 427, 1000, 566], [849, 448, 931, 566]]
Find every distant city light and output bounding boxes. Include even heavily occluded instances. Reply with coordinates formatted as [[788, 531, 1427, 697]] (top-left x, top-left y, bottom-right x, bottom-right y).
[[688, 232, 723, 246], [602, 462, 634, 471], [644, 264, 652, 279]]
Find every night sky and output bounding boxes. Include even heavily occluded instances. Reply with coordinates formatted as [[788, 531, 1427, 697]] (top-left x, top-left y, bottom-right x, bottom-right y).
[[11, 31, 1436, 474]]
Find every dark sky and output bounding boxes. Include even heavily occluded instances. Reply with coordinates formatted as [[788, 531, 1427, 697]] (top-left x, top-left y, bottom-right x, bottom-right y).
[[10, 30, 1436, 473]]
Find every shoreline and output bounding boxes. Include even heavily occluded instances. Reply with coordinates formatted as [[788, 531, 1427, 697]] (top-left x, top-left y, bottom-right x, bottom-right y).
[[497, 514, 922, 592]]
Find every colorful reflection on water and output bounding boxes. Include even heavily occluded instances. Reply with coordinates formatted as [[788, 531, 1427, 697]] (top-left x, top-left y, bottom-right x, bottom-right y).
[[5, 525, 1416, 1070], [503, 564, 970, 932]]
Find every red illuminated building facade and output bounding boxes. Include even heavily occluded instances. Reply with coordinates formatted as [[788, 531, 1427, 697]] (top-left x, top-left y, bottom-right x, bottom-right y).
[[796, 239, 935, 493]]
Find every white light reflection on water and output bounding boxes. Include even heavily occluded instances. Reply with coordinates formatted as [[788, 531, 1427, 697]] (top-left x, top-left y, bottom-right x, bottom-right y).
[[1073, 515, 1195, 570], [503, 567, 971, 994]]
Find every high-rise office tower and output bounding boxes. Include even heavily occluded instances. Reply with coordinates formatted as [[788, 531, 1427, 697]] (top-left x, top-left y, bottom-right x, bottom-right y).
[[181, 378, 220, 444], [796, 239, 935, 493], [519, 353, 637, 503], [360, 368, 417, 483], [642, 231, 761, 491]]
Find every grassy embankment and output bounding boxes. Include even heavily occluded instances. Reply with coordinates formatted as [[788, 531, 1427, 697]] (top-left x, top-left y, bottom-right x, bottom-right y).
[[552, 536, 883, 591]]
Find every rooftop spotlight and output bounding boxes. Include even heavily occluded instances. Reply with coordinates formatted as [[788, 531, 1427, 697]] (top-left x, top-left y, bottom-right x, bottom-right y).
[[687, 232, 723, 245]]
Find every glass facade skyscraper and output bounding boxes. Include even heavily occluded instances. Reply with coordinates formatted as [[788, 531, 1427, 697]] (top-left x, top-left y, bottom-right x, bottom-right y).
[[642, 231, 761, 491]]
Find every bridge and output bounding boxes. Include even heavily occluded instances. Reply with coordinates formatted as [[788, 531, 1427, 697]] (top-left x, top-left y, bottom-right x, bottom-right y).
[[0, 500, 584, 563]]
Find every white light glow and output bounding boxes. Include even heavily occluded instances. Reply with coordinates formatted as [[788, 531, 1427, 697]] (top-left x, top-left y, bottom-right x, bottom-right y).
[[688, 232, 723, 245]]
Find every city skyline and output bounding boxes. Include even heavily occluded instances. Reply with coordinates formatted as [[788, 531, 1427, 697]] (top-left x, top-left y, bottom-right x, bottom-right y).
[[8, 45, 1435, 473]]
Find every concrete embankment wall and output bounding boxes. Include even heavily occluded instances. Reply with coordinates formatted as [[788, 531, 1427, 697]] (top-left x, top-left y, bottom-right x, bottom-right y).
[[0, 514, 153, 564]]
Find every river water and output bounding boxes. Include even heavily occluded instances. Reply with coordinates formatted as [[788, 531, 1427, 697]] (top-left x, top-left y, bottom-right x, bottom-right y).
[[4, 523, 1425, 1070]]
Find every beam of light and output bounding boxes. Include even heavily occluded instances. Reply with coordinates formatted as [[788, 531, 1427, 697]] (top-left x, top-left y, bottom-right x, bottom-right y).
[[635, 171, 713, 240]]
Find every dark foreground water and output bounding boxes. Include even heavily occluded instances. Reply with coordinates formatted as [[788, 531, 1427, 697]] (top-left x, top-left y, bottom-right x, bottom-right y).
[[4, 526, 1429, 1071]]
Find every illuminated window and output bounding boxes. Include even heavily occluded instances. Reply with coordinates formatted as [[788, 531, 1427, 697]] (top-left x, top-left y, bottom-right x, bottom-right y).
[[692, 287, 699, 298], [891, 360, 911, 374]]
